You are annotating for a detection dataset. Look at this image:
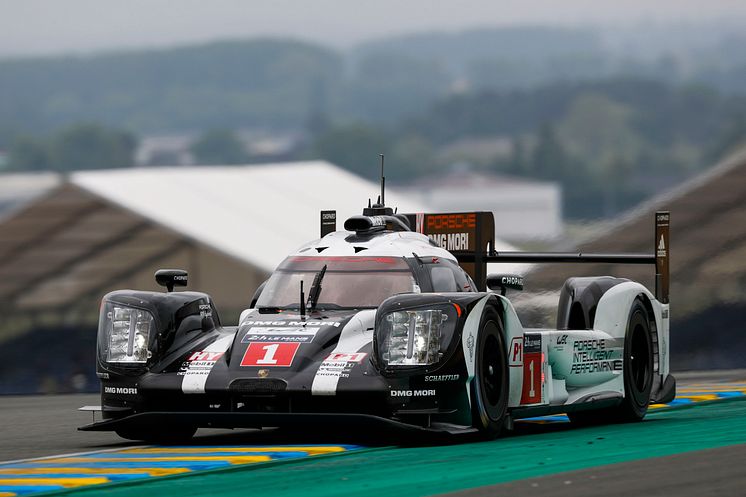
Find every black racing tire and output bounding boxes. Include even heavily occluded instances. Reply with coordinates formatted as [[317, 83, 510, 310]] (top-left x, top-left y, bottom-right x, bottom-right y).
[[470, 307, 509, 439], [115, 425, 197, 444], [614, 298, 654, 421], [569, 298, 653, 426]]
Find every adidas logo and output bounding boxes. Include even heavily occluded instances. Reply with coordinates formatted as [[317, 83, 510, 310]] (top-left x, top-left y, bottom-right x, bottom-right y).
[[657, 235, 667, 257]]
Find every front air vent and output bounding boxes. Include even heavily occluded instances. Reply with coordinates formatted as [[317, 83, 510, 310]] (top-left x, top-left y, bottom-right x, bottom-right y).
[[229, 378, 287, 394], [316, 247, 328, 253], [354, 246, 367, 253]]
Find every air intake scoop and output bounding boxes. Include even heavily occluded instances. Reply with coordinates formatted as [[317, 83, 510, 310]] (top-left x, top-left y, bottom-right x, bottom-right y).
[[344, 214, 411, 233]]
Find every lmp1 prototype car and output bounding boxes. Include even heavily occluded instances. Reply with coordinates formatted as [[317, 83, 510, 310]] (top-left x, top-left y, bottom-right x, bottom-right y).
[[80, 194, 675, 441]]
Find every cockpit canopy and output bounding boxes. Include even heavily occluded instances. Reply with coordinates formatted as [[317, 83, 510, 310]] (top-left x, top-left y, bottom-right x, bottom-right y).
[[255, 256, 418, 310], [255, 255, 477, 311]]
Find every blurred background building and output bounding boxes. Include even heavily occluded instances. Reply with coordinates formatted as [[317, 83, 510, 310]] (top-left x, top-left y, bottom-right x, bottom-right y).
[[394, 168, 562, 242], [0, 172, 61, 217]]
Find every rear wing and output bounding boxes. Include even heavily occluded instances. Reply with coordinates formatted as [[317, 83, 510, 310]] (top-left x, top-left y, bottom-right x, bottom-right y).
[[403, 211, 670, 304], [319, 208, 669, 303]]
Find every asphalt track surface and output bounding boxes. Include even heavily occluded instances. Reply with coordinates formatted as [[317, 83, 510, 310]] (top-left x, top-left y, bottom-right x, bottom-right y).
[[445, 443, 746, 497], [0, 395, 396, 462], [1, 370, 745, 496]]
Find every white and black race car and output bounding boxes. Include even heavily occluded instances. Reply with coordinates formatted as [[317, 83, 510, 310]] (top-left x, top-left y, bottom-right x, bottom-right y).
[[80, 193, 675, 441]]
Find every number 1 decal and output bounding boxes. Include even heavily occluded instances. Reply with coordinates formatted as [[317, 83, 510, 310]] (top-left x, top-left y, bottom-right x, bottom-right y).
[[520, 333, 543, 405], [241, 342, 300, 367], [256, 344, 280, 364]]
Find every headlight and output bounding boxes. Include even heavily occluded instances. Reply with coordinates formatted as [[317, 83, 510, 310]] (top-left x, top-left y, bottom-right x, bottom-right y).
[[377, 305, 458, 368], [99, 302, 154, 364]]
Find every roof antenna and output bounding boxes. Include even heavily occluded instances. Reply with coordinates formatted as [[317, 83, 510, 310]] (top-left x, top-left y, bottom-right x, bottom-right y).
[[380, 154, 385, 207], [362, 154, 393, 217], [299, 280, 306, 319]]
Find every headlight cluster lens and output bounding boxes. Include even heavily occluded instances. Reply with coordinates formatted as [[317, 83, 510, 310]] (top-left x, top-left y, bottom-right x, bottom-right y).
[[379, 306, 457, 367], [101, 303, 154, 364]]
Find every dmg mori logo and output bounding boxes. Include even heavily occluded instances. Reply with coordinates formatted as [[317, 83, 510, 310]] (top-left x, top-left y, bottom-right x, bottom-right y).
[[390, 389, 436, 397], [104, 386, 137, 395]]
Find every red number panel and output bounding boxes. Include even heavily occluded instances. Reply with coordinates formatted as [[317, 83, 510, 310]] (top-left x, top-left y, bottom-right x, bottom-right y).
[[520, 333, 543, 405], [520, 353, 543, 404], [240, 342, 300, 367]]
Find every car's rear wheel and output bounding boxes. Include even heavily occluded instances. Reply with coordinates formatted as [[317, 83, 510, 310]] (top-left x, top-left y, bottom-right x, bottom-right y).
[[613, 298, 654, 421], [115, 425, 197, 444], [471, 307, 509, 439], [569, 298, 653, 425]]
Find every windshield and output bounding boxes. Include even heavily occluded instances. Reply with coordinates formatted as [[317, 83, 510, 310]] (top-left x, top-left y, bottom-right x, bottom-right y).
[[256, 256, 417, 310]]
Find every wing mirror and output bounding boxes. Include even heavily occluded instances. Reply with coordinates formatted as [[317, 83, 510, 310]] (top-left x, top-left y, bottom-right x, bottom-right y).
[[486, 274, 524, 295], [155, 269, 188, 292]]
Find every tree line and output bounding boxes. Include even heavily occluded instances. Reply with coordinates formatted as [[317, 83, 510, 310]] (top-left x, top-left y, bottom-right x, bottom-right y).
[[4, 78, 746, 219], [2, 31, 746, 219]]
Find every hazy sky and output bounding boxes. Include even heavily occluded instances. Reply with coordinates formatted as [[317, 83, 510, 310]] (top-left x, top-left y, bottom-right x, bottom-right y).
[[1, 0, 745, 58]]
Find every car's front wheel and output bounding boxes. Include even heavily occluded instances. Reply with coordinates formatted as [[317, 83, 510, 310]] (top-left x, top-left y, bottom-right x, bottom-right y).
[[471, 307, 509, 439]]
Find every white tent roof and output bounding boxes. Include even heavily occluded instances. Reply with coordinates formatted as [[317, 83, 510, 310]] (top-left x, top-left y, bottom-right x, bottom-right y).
[[72, 161, 518, 273], [71, 161, 522, 274]]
